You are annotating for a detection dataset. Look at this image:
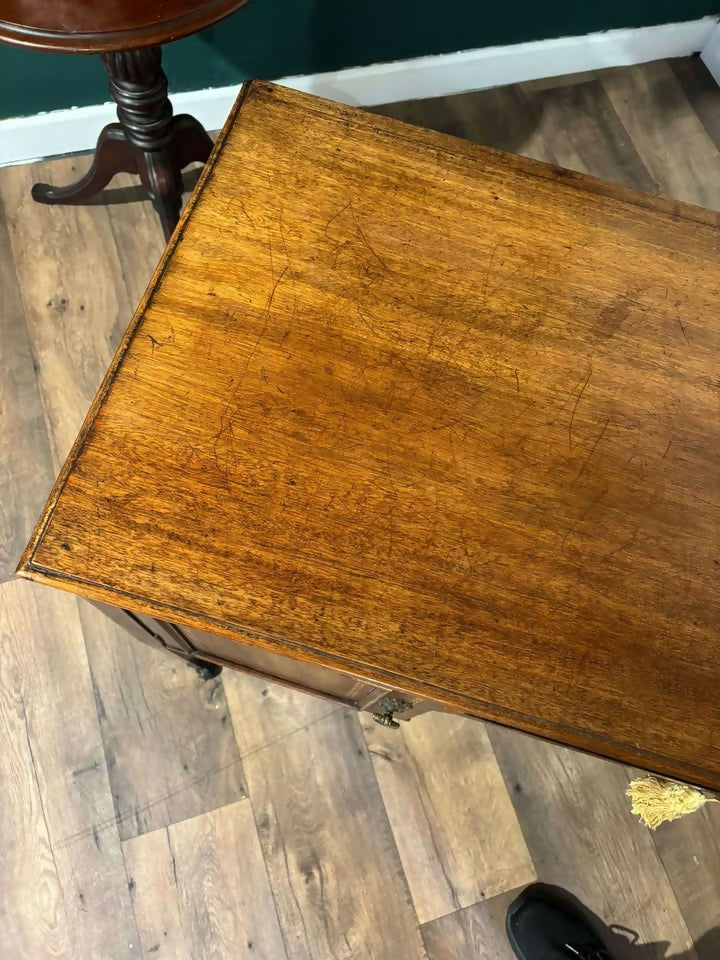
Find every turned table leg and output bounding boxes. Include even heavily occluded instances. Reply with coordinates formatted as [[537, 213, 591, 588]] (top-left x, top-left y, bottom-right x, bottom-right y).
[[32, 46, 214, 242]]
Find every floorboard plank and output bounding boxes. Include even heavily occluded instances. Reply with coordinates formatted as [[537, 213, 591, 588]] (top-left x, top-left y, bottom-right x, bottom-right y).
[[103, 170, 165, 317], [421, 888, 524, 960], [649, 796, 720, 960], [221, 667, 341, 758], [375, 76, 655, 193], [170, 800, 288, 960], [361, 712, 535, 924], [0, 157, 135, 471], [373, 85, 541, 156], [669, 57, 720, 155], [0, 580, 138, 957], [123, 827, 190, 960], [602, 59, 720, 208], [0, 189, 54, 581], [79, 599, 247, 840], [517, 78, 656, 191], [1, 159, 246, 840], [225, 674, 427, 960], [124, 801, 287, 960]]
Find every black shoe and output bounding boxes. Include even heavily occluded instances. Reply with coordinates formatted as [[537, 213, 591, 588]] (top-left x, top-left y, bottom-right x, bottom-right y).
[[506, 885, 616, 960]]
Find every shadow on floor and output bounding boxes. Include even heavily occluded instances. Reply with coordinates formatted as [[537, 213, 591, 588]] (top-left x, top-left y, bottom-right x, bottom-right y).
[[535, 885, 718, 960], [607, 925, 720, 960], [83, 166, 204, 207]]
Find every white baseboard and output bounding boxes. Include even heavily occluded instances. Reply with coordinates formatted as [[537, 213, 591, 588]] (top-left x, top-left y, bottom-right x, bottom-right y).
[[1, 16, 717, 167], [701, 21, 720, 85]]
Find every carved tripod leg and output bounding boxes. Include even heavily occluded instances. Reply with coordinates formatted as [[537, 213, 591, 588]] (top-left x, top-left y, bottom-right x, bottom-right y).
[[171, 114, 215, 168], [30, 47, 211, 242], [103, 47, 183, 241], [137, 146, 184, 242], [31, 124, 137, 204]]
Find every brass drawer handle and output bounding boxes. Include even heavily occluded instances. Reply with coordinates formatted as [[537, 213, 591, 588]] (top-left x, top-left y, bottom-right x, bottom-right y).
[[372, 712, 401, 729], [371, 695, 412, 730]]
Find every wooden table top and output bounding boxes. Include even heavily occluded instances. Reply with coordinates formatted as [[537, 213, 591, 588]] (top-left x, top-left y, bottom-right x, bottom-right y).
[[0, 0, 250, 52], [20, 81, 720, 790]]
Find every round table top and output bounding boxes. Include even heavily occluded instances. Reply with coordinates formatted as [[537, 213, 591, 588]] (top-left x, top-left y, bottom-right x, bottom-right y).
[[0, 0, 252, 52]]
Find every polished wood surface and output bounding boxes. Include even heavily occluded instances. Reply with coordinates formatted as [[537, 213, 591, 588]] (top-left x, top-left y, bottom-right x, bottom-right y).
[[0, 0, 251, 52], [4, 60, 720, 960], [18, 79, 720, 790]]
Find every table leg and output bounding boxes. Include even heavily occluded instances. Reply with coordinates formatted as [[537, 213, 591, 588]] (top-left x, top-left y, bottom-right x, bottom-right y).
[[31, 124, 137, 204], [31, 46, 214, 242]]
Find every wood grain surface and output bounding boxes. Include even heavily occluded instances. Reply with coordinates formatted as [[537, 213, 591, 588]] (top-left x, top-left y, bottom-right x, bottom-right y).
[[124, 802, 289, 960], [156, 802, 287, 960], [361, 712, 534, 924], [649, 798, 720, 960], [421, 888, 526, 960], [18, 79, 720, 789], [0, 581, 138, 957], [603, 60, 720, 209], [230, 673, 428, 960], [123, 828, 190, 960], [0, 193, 54, 581]]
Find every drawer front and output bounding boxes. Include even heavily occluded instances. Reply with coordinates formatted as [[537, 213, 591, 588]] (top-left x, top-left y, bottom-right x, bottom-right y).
[[182, 625, 377, 706], [181, 625, 436, 720], [93, 601, 436, 722]]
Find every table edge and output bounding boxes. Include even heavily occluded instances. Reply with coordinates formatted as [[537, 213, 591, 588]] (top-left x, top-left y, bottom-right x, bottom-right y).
[[15, 558, 720, 792]]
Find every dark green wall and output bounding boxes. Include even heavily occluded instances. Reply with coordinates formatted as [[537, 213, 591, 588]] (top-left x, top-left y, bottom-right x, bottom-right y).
[[1, 0, 717, 119]]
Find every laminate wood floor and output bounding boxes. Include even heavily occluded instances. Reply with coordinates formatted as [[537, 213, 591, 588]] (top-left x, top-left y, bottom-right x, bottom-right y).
[[2, 57, 719, 960]]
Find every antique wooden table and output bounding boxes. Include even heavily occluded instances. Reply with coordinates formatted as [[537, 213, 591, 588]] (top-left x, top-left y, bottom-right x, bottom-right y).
[[19, 81, 720, 791], [0, 0, 251, 239]]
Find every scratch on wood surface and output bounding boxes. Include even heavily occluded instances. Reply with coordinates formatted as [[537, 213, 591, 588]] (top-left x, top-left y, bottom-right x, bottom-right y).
[[238, 198, 256, 227], [481, 242, 499, 303], [169, 833, 179, 887], [350, 203, 389, 271], [561, 486, 609, 552], [324, 200, 352, 237], [278, 207, 298, 323], [605, 528, 638, 559], [574, 417, 610, 482], [677, 316, 690, 345], [568, 362, 593, 450], [234, 260, 289, 389], [72, 759, 101, 778], [486, 262, 527, 300]]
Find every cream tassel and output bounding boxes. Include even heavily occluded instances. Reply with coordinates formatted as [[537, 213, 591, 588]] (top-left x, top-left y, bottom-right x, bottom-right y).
[[627, 776, 718, 829]]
